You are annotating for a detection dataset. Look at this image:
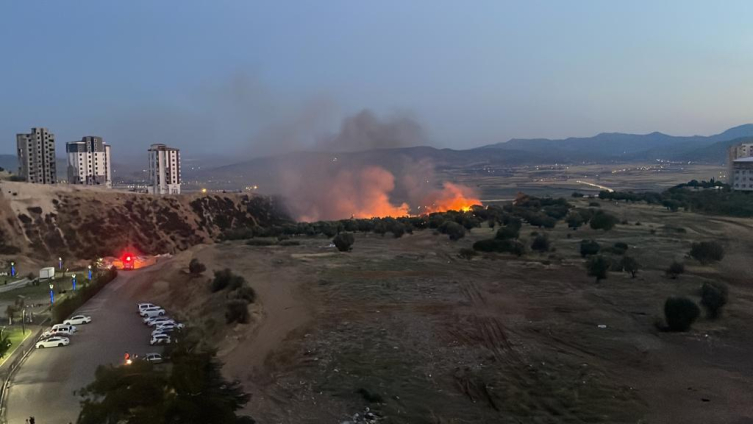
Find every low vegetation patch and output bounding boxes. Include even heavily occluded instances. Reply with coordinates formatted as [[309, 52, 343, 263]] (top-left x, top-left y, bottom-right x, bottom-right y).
[[664, 297, 700, 332], [690, 241, 725, 264], [700, 282, 728, 319]]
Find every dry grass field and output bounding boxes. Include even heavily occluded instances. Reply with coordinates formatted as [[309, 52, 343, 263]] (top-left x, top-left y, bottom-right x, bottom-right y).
[[443, 163, 725, 202], [142, 196, 753, 424]]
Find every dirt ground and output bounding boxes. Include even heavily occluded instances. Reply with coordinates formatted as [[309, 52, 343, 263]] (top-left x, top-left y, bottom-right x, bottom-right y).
[[143, 199, 753, 424]]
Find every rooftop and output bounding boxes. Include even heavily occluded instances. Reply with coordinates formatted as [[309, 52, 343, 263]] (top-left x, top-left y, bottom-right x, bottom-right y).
[[733, 157, 753, 163]]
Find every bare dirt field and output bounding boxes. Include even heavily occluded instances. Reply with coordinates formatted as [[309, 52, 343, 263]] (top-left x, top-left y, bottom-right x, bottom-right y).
[[138, 197, 753, 424]]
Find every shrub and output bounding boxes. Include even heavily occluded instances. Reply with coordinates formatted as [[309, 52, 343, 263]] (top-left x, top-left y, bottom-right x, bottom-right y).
[[700, 282, 728, 319], [620, 256, 640, 278], [278, 240, 300, 246], [211, 269, 245, 292], [572, 192, 584, 198], [531, 235, 551, 252], [458, 248, 478, 260], [590, 210, 619, 231], [188, 258, 206, 275], [614, 242, 629, 253], [589, 202, 601, 207], [566, 213, 584, 229], [233, 285, 257, 303], [496, 226, 519, 240], [333, 232, 355, 252], [586, 255, 610, 283], [580, 240, 600, 257], [689, 241, 725, 264], [665, 261, 685, 279], [225, 300, 250, 324], [664, 297, 700, 331], [472, 239, 525, 256], [390, 223, 406, 238], [439, 221, 466, 241]]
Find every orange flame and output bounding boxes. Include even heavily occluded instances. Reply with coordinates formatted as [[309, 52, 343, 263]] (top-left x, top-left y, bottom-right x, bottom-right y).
[[420, 182, 481, 215]]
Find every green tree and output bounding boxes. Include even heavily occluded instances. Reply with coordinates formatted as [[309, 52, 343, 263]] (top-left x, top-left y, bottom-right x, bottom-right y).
[[700, 282, 728, 319], [664, 297, 700, 332], [439, 221, 466, 241], [620, 256, 640, 278], [78, 346, 254, 424], [589, 211, 619, 231], [579, 240, 600, 257], [586, 255, 610, 283], [531, 235, 551, 252]]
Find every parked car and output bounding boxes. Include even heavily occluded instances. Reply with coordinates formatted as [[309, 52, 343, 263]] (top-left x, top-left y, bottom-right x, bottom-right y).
[[140, 307, 166, 318], [154, 322, 184, 331], [144, 316, 173, 326], [137, 303, 158, 313], [150, 334, 171, 345], [36, 337, 70, 349], [144, 353, 163, 363], [51, 324, 77, 333], [63, 315, 92, 326]]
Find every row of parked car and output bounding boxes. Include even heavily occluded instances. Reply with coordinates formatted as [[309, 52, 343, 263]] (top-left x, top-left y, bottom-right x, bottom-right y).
[[138, 303, 184, 346], [35, 314, 92, 349]]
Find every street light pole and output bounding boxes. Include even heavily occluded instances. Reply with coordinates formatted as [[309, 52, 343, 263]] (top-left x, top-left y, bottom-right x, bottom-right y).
[[21, 310, 25, 335]]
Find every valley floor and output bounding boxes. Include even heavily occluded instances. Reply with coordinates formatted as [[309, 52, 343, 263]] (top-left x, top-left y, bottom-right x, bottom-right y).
[[142, 199, 753, 423]]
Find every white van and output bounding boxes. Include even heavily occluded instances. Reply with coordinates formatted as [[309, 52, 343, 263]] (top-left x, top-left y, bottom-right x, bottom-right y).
[[51, 324, 77, 334]]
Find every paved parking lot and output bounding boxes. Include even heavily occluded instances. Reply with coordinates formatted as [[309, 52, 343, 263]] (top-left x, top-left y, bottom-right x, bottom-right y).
[[6, 267, 166, 424]]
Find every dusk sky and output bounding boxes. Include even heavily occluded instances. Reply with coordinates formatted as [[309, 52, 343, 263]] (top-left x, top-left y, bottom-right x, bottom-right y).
[[2, 1, 753, 158]]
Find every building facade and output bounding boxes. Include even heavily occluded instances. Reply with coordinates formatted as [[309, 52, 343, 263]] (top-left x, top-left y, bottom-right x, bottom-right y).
[[66, 136, 112, 187], [727, 143, 753, 182], [731, 157, 753, 191], [16, 127, 57, 184], [148, 144, 181, 195]]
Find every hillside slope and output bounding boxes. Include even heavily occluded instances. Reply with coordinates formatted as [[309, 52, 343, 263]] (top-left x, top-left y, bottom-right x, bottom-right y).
[[0, 181, 290, 260]]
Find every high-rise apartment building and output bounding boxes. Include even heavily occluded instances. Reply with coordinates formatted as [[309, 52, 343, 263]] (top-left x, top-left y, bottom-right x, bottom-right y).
[[727, 143, 753, 183], [731, 157, 753, 191], [66, 136, 112, 188], [16, 127, 57, 184], [148, 144, 181, 195]]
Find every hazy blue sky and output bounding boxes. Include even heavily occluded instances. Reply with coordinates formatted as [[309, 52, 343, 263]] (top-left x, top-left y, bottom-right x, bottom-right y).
[[2, 1, 753, 157]]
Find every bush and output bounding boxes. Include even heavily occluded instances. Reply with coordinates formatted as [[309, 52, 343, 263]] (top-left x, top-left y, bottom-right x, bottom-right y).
[[333, 232, 355, 252], [188, 258, 206, 275], [664, 297, 700, 331], [457, 248, 478, 260], [233, 285, 257, 303], [472, 239, 525, 256], [589, 202, 601, 207], [390, 223, 406, 238], [580, 240, 600, 257], [665, 261, 685, 279], [689, 241, 725, 264], [700, 282, 728, 319], [496, 226, 519, 240], [586, 255, 610, 283], [613, 242, 629, 253], [439, 221, 466, 241], [211, 269, 245, 292], [572, 192, 584, 198], [589, 210, 619, 231], [225, 300, 250, 324], [531, 235, 551, 252], [278, 240, 300, 246]]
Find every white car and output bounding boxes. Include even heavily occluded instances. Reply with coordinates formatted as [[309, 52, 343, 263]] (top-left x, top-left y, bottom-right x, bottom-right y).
[[144, 353, 163, 363], [63, 315, 91, 325], [144, 316, 173, 326], [36, 337, 70, 349], [150, 334, 171, 345], [140, 307, 166, 318], [155, 322, 184, 331], [138, 303, 158, 312], [51, 324, 77, 333]]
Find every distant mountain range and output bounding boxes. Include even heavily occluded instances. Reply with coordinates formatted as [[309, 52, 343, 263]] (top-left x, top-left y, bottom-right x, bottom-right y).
[[478, 124, 753, 163]]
